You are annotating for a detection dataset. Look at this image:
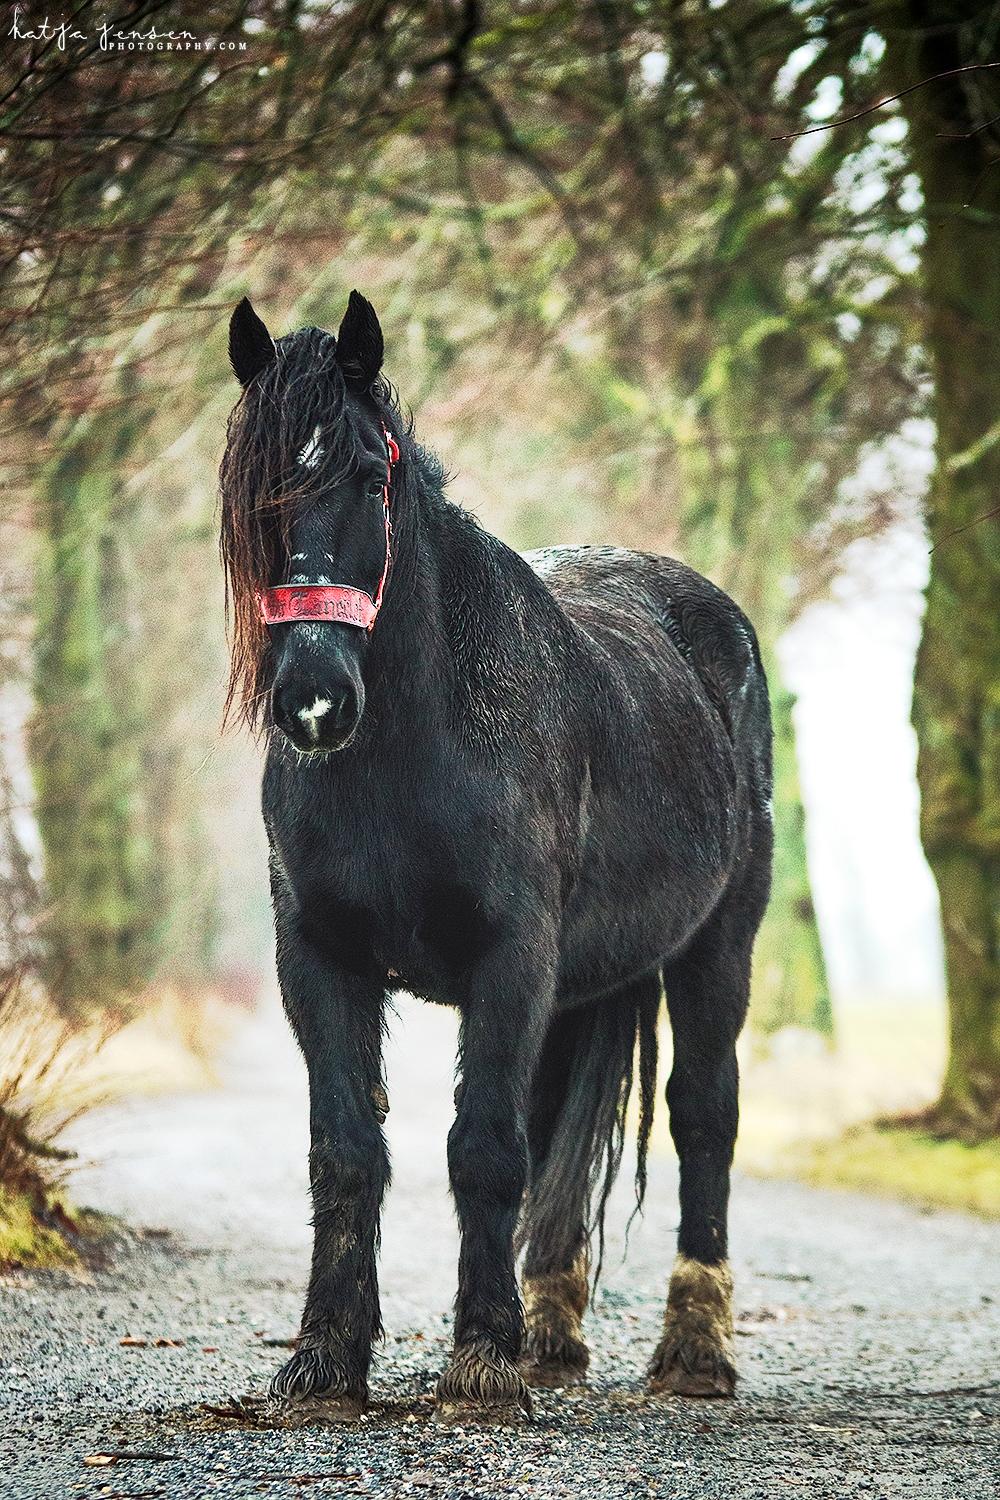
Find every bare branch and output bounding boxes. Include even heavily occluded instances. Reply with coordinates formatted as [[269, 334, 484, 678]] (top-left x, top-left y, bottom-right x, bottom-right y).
[[770, 61, 1000, 141]]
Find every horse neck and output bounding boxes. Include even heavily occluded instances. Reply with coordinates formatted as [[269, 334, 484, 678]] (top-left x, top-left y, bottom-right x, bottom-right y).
[[361, 455, 514, 735], [365, 461, 559, 773], [361, 454, 453, 717]]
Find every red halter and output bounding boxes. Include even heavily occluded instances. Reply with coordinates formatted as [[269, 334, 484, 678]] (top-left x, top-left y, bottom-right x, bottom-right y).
[[258, 424, 400, 632]]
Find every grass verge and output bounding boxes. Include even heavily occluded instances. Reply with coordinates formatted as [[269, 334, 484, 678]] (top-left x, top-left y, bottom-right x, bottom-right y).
[[735, 1003, 1000, 1217], [646, 1002, 1000, 1218], [783, 1124, 1000, 1217], [0, 968, 239, 1269], [0, 1186, 111, 1270], [0, 966, 113, 1271]]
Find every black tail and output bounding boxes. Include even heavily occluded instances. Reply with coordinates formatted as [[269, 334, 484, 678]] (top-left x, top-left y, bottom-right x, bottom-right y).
[[519, 972, 661, 1283]]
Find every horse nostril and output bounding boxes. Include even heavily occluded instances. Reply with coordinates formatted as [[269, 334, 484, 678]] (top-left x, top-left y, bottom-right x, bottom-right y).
[[331, 687, 359, 732], [271, 684, 298, 738]]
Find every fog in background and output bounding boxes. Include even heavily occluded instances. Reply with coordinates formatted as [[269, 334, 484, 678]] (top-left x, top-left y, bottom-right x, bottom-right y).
[[784, 421, 943, 1008]]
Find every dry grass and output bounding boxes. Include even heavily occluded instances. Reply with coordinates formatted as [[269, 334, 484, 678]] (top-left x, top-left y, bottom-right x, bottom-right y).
[[0, 971, 237, 1268], [736, 1003, 1000, 1217], [84, 984, 232, 1100], [0, 968, 110, 1185], [0, 966, 112, 1268]]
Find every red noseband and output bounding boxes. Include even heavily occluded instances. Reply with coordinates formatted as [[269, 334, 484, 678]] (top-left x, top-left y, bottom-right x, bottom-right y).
[[258, 425, 400, 633]]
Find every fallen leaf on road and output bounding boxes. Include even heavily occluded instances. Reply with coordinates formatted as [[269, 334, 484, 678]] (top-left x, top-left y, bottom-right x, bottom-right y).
[[83, 1450, 177, 1465], [201, 1345, 218, 1353], [119, 1337, 147, 1348], [152, 1337, 184, 1347]]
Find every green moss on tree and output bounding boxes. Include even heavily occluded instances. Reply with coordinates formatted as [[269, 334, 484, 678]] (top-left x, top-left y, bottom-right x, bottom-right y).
[[885, 5, 1000, 1139], [31, 425, 155, 1011]]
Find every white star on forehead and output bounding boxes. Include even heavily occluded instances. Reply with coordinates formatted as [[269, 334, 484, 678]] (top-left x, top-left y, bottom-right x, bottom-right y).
[[298, 424, 324, 470]]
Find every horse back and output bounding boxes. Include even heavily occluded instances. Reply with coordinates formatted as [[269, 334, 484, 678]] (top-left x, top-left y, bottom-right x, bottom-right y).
[[525, 545, 772, 990], [526, 544, 769, 763]]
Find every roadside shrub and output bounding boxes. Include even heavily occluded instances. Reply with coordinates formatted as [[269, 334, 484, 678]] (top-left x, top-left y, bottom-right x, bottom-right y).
[[0, 967, 107, 1267]]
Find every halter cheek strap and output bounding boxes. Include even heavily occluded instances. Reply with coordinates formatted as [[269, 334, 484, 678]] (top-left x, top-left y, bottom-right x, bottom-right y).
[[258, 424, 400, 633]]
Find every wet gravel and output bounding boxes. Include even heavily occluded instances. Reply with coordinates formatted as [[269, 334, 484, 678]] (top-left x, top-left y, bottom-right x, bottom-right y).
[[2, 1000, 998, 1498]]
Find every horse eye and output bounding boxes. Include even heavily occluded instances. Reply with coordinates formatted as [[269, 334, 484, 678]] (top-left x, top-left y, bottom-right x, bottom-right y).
[[364, 479, 384, 500]]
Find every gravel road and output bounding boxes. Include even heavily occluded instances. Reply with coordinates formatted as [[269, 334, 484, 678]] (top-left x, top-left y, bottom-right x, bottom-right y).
[[2, 997, 998, 1499]]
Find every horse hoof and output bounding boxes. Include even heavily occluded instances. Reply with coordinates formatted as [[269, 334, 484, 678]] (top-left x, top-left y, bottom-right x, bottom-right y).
[[519, 1325, 589, 1389], [272, 1393, 366, 1426], [268, 1347, 366, 1422], [648, 1255, 736, 1398], [521, 1262, 590, 1392], [436, 1340, 532, 1422], [647, 1335, 736, 1399], [520, 1353, 588, 1389], [648, 1362, 735, 1398]]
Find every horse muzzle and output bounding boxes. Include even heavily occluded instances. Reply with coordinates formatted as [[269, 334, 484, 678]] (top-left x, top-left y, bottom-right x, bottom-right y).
[[271, 670, 365, 753]]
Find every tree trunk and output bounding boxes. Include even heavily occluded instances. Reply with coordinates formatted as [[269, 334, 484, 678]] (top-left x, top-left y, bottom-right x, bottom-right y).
[[890, 9, 1000, 1137], [30, 427, 154, 1013], [752, 679, 833, 1037], [29, 393, 227, 1015]]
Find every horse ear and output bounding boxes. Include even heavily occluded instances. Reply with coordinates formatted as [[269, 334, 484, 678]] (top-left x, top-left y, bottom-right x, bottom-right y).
[[336, 290, 384, 392], [229, 297, 276, 387]]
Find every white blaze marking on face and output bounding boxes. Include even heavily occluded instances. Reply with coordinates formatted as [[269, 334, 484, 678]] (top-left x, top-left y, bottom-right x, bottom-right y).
[[298, 424, 324, 470], [298, 696, 332, 741]]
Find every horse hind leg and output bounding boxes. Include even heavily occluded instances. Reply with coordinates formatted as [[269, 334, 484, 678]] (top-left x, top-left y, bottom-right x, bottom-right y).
[[520, 976, 660, 1389], [519, 1008, 592, 1388], [648, 910, 751, 1399], [522, 1256, 590, 1388]]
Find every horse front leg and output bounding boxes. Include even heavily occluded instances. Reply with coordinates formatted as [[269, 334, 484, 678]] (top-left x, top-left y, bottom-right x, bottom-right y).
[[436, 936, 555, 1424], [270, 919, 389, 1422]]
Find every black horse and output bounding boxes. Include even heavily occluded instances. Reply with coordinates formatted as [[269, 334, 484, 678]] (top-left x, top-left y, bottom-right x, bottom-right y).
[[220, 292, 772, 1423]]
